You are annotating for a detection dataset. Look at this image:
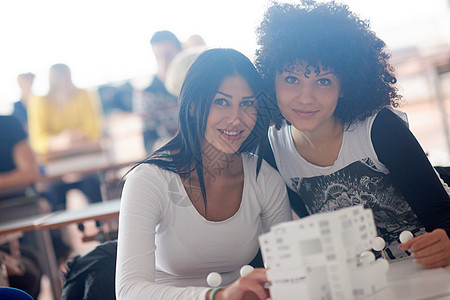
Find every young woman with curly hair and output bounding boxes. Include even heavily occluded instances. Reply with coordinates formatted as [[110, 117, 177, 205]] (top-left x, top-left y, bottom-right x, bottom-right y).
[[256, 0, 450, 269]]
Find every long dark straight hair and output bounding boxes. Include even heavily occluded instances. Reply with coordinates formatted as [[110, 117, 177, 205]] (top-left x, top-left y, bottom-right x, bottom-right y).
[[138, 48, 270, 211]]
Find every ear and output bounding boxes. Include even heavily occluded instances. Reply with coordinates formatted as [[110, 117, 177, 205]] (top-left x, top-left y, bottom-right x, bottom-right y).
[[189, 104, 195, 116]]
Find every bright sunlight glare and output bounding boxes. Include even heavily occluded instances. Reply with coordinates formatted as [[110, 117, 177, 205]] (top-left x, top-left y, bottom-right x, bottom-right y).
[[0, 0, 448, 113]]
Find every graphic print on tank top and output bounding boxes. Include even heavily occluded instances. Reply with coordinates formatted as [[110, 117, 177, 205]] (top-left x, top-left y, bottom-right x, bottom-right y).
[[290, 158, 425, 249]]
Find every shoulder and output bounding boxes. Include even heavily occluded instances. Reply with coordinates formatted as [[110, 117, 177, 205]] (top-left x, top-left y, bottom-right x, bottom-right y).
[[125, 162, 182, 193], [0, 116, 27, 143], [0, 115, 24, 132], [13, 101, 23, 109], [268, 122, 289, 139], [346, 107, 407, 136], [29, 95, 46, 105], [28, 95, 49, 112], [120, 163, 176, 225], [373, 107, 408, 127], [75, 89, 95, 101], [144, 76, 164, 93], [243, 154, 288, 211], [268, 122, 291, 150], [243, 153, 284, 185], [79, 88, 90, 96], [122, 163, 178, 208], [12, 102, 26, 117], [126, 163, 172, 183], [0, 115, 18, 126], [367, 107, 410, 141]]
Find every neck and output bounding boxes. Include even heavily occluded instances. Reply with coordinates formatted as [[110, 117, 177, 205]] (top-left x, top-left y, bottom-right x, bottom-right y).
[[291, 117, 344, 148], [47, 85, 77, 104], [157, 71, 166, 83], [200, 142, 242, 179], [20, 91, 31, 104]]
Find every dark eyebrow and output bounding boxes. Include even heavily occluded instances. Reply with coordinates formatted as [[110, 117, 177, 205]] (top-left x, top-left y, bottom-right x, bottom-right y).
[[318, 71, 335, 76], [217, 92, 255, 100], [217, 91, 232, 98]]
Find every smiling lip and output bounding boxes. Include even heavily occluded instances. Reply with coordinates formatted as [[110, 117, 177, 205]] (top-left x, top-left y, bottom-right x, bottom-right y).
[[218, 129, 245, 142], [292, 108, 319, 117]]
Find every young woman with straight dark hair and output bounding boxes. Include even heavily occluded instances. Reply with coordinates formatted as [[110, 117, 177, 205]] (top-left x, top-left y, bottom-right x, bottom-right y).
[[116, 48, 292, 300]]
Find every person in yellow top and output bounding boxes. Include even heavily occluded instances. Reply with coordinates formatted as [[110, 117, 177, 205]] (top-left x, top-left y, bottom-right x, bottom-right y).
[[27, 63, 103, 213], [28, 63, 102, 158]]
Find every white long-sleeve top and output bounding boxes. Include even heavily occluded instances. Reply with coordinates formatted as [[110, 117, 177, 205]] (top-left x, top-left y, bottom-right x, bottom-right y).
[[116, 154, 292, 300]]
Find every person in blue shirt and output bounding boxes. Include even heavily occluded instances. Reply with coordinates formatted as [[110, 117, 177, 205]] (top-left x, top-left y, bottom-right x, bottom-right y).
[[0, 115, 42, 297]]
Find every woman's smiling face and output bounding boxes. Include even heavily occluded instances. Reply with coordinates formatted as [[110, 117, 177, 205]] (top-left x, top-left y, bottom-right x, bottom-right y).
[[204, 74, 257, 154], [275, 62, 341, 134]]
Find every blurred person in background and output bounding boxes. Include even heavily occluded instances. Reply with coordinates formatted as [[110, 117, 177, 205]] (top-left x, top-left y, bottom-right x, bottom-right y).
[[28, 64, 102, 161], [27, 63, 104, 269], [12, 72, 35, 132], [165, 34, 207, 98], [0, 115, 42, 298], [0, 115, 39, 192], [135, 30, 181, 153], [183, 34, 206, 50], [27, 63, 103, 212]]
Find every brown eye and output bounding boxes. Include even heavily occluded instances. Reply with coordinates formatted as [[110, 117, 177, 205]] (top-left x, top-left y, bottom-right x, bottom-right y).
[[213, 98, 229, 106], [240, 100, 255, 107]]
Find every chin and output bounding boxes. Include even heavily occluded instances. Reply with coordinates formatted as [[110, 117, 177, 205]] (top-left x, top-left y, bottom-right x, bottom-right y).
[[219, 145, 241, 155], [205, 132, 249, 155], [216, 141, 243, 154], [290, 120, 319, 132]]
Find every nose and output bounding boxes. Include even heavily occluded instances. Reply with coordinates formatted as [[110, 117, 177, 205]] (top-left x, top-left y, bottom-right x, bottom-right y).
[[229, 105, 242, 125], [295, 85, 315, 104]]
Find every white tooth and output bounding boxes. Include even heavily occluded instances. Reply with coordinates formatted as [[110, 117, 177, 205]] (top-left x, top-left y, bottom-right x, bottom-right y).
[[224, 130, 238, 136]]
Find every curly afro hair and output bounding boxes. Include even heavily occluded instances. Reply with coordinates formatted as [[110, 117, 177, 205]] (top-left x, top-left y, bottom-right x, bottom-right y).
[[255, 0, 402, 127]]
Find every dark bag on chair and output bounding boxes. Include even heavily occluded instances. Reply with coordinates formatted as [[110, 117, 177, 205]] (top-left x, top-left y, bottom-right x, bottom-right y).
[[61, 240, 117, 300], [435, 166, 450, 186]]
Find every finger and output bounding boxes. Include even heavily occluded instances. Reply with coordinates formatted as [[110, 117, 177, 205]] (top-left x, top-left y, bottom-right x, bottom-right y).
[[415, 255, 450, 269], [237, 280, 267, 300], [400, 230, 445, 252], [405, 233, 438, 250], [222, 269, 268, 300], [413, 247, 445, 264], [399, 235, 423, 251], [243, 268, 267, 283], [412, 230, 448, 254], [411, 232, 448, 257], [242, 291, 270, 300], [414, 240, 450, 268], [238, 270, 268, 299], [242, 291, 262, 300], [412, 240, 446, 259]]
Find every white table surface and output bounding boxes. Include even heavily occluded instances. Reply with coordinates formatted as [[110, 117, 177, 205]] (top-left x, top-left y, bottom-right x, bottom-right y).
[[370, 258, 450, 300], [40, 198, 121, 230]]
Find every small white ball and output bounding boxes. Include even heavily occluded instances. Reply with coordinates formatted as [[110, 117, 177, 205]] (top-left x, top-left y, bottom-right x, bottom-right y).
[[240, 265, 254, 277], [399, 230, 414, 244], [359, 251, 376, 264], [376, 258, 390, 272], [207, 272, 222, 288], [371, 237, 386, 251]]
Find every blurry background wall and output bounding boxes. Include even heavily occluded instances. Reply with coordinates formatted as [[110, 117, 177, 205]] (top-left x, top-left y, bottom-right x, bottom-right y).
[[1, 0, 450, 160]]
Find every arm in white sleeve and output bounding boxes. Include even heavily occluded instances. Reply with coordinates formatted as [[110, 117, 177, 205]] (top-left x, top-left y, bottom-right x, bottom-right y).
[[259, 162, 293, 232], [115, 165, 209, 300]]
